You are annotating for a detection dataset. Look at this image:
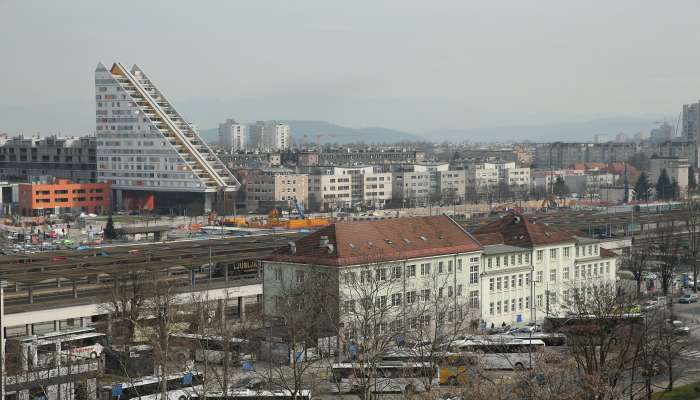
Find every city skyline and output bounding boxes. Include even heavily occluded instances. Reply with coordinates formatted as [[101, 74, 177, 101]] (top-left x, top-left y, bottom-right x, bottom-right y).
[[3, 1, 700, 139]]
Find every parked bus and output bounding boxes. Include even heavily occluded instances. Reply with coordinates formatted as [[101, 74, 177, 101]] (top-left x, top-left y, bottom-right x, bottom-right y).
[[443, 338, 545, 374], [330, 361, 439, 394], [193, 389, 312, 400], [5, 328, 106, 370], [170, 332, 249, 364], [99, 372, 204, 400]]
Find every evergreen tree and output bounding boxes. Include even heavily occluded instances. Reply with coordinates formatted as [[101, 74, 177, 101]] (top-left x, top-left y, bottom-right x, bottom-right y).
[[104, 214, 117, 240], [656, 169, 673, 200], [689, 167, 697, 192], [634, 172, 651, 201]]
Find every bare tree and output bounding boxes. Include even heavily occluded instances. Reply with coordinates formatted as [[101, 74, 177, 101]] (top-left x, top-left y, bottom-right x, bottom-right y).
[[625, 234, 652, 299], [265, 264, 335, 399], [653, 221, 680, 298], [552, 282, 641, 400]]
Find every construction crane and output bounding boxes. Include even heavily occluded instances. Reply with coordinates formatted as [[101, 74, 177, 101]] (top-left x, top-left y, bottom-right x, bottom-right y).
[[293, 199, 305, 219]]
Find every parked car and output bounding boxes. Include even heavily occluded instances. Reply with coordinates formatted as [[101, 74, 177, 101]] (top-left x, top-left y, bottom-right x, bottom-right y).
[[668, 320, 690, 336], [641, 300, 659, 312], [679, 293, 699, 304]]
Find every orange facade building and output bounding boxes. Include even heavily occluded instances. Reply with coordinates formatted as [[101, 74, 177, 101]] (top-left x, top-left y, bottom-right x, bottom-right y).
[[18, 179, 110, 216]]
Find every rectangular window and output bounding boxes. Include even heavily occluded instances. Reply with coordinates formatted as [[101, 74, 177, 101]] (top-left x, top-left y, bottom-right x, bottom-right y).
[[518, 297, 523, 310], [274, 268, 283, 281], [504, 277, 509, 289], [504, 256, 509, 266], [457, 259, 463, 272], [575, 265, 580, 278], [576, 246, 580, 257], [376, 268, 387, 281], [420, 263, 431, 276], [525, 253, 530, 263], [391, 293, 402, 307], [470, 291, 479, 308], [518, 254, 523, 264], [406, 291, 417, 304], [525, 296, 530, 309], [448, 260, 453, 273], [457, 284, 463, 297], [489, 302, 494, 315], [511, 255, 516, 265], [564, 247, 570, 258], [525, 274, 530, 285], [518, 274, 523, 286], [296, 270, 305, 283], [550, 249, 557, 259], [375, 296, 387, 309], [438, 287, 444, 298], [550, 269, 557, 282], [497, 301, 502, 314], [406, 265, 416, 277], [605, 263, 610, 274], [489, 278, 494, 291], [488, 258, 492, 268], [511, 299, 516, 312], [360, 270, 372, 283], [420, 289, 430, 301], [496, 257, 501, 267], [536, 270, 543, 283], [563, 267, 570, 280], [391, 265, 402, 279], [438, 261, 444, 273], [537, 250, 544, 261], [448, 286, 454, 297], [537, 294, 543, 307], [469, 265, 478, 284]]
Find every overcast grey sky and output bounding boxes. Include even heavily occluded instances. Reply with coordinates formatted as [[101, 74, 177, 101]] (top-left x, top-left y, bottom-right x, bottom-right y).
[[1, 0, 700, 136]]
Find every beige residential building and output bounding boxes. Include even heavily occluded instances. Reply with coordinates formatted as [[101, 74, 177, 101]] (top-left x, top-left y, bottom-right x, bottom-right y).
[[245, 168, 308, 212], [649, 156, 690, 197]]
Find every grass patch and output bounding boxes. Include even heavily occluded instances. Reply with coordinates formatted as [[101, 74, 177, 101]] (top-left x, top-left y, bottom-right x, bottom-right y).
[[652, 381, 700, 400]]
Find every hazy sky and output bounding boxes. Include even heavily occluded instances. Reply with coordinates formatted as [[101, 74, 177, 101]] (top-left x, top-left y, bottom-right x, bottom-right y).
[[2, 0, 700, 136]]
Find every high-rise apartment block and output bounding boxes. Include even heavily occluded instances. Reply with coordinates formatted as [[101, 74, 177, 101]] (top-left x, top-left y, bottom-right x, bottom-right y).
[[682, 102, 700, 143], [248, 121, 290, 151], [95, 63, 239, 213], [218, 119, 247, 152]]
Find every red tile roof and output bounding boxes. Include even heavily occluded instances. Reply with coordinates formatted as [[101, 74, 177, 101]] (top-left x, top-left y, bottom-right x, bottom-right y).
[[266, 215, 482, 266], [473, 214, 575, 247]]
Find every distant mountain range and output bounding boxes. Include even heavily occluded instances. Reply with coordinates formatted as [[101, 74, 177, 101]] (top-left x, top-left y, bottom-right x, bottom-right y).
[[426, 116, 663, 143], [199, 120, 425, 145]]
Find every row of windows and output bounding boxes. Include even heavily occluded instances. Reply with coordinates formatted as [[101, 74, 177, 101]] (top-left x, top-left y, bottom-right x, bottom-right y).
[[487, 252, 530, 268], [489, 297, 530, 315], [489, 273, 530, 291]]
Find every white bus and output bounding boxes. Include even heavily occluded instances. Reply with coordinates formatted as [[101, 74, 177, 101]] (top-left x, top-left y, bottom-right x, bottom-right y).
[[330, 361, 439, 394], [450, 338, 546, 370], [99, 372, 204, 400], [170, 332, 249, 364], [194, 389, 313, 400], [6, 328, 106, 369]]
